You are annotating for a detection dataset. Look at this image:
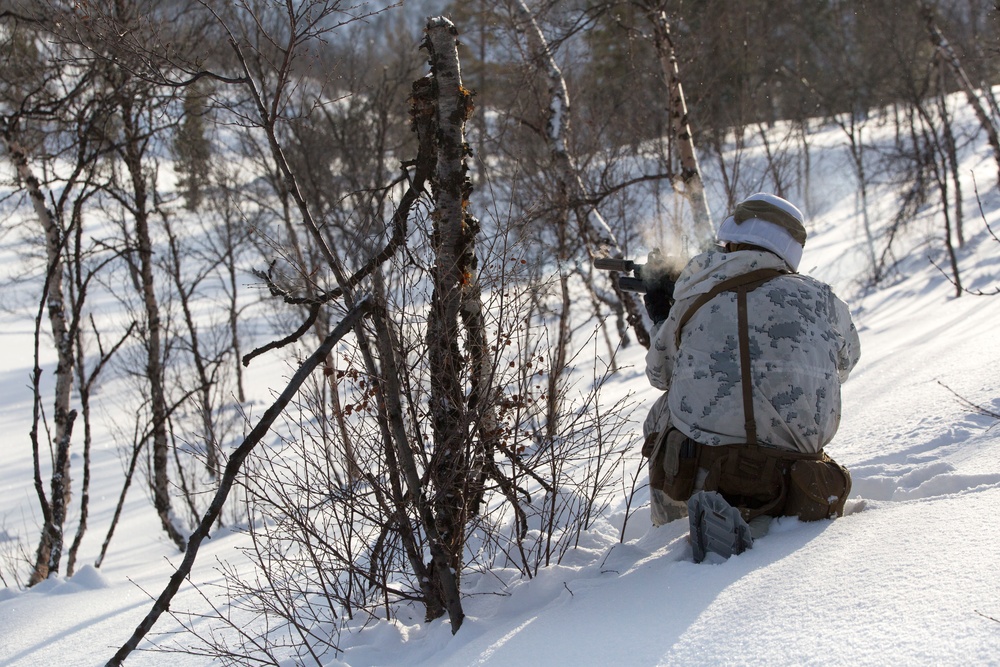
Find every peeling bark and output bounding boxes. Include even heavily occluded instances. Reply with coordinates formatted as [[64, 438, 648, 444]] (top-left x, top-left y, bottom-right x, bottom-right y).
[[423, 16, 476, 629]]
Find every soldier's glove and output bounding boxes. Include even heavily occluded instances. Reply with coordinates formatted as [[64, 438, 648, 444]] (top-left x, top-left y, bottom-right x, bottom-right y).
[[642, 272, 676, 327]]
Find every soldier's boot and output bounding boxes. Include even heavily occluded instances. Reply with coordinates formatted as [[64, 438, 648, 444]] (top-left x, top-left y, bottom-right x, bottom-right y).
[[687, 491, 754, 563]]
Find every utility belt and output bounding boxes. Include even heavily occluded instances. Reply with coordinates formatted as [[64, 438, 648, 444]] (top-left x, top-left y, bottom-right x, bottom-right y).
[[644, 428, 852, 523]]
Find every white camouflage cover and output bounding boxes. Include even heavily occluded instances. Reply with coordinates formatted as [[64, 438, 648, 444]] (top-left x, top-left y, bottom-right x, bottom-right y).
[[644, 248, 861, 454]]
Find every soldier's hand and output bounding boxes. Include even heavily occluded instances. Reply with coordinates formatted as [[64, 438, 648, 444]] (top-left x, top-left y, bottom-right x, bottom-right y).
[[643, 274, 675, 326]]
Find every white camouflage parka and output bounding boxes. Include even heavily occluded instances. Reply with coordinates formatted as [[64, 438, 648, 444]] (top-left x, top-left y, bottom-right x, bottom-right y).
[[643, 248, 861, 454]]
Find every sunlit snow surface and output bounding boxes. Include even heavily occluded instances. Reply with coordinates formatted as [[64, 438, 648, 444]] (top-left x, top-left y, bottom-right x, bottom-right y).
[[2, 102, 1000, 666]]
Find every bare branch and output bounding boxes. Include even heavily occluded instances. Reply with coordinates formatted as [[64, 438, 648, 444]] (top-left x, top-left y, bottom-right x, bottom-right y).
[[106, 298, 372, 667]]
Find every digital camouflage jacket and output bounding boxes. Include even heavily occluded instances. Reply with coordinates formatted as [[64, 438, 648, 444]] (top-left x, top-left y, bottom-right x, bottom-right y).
[[644, 248, 861, 454]]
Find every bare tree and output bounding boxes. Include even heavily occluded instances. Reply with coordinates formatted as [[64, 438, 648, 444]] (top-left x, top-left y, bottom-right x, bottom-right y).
[[213, 0, 471, 630], [105, 298, 372, 667], [112, 81, 189, 550], [1, 118, 78, 583], [643, 6, 714, 248], [0, 10, 121, 581], [922, 2, 1000, 189], [510, 0, 652, 348]]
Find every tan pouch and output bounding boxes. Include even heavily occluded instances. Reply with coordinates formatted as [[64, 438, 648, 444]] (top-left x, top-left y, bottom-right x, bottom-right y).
[[643, 430, 666, 493], [661, 429, 699, 502], [785, 456, 852, 521]]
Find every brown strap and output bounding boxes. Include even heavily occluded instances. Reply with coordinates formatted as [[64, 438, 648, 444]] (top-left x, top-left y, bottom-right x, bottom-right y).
[[672, 267, 788, 444], [737, 284, 756, 445], [699, 442, 825, 468], [673, 268, 788, 349]]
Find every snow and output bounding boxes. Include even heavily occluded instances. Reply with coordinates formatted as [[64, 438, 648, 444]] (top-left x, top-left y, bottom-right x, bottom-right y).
[[3, 105, 1000, 666]]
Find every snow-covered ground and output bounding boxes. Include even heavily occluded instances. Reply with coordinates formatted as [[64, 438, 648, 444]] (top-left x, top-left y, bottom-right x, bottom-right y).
[[2, 103, 1000, 666]]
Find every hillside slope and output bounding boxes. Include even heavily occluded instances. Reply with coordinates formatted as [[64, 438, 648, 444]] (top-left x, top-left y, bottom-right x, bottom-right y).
[[2, 105, 1000, 667]]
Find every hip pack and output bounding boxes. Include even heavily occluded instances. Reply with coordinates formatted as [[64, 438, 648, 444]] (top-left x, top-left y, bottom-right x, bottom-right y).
[[647, 429, 851, 522]]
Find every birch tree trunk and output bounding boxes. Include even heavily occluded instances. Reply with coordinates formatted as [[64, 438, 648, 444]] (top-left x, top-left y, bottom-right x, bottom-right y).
[[118, 94, 187, 551], [647, 10, 715, 250], [512, 0, 651, 347], [224, 6, 468, 630], [937, 65, 965, 247], [162, 216, 221, 478], [512, 0, 619, 253], [371, 274, 464, 629], [0, 121, 78, 583]]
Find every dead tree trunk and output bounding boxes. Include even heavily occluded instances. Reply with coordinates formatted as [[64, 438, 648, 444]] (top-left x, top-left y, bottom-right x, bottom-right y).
[[423, 15, 479, 613], [647, 10, 715, 250], [226, 11, 467, 630], [371, 274, 465, 629]]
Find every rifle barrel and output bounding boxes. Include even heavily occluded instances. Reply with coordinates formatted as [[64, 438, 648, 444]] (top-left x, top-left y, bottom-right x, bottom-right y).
[[617, 276, 647, 293], [593, 257, 636, 272]]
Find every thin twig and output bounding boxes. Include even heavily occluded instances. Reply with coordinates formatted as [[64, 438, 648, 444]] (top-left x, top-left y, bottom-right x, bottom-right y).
[[937, 380, 1000, 419], [972, 172, 1000, 244]]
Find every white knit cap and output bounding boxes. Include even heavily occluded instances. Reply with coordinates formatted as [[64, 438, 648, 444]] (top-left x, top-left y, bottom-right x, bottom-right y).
[[716, 193, 806, 271]]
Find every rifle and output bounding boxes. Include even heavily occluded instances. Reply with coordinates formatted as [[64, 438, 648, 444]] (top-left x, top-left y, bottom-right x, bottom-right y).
[[595, 248, 681, 325], [593, 248, 679, 294]]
